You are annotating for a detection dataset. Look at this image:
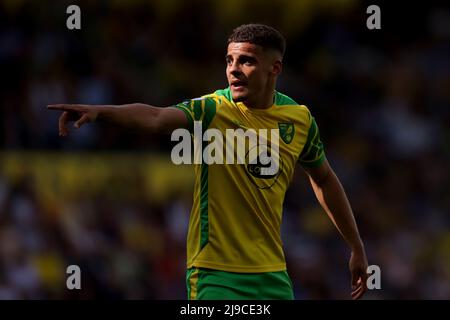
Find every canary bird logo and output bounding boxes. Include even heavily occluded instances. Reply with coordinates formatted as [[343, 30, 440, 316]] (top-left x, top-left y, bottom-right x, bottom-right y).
[[278, 122, 294, 144]]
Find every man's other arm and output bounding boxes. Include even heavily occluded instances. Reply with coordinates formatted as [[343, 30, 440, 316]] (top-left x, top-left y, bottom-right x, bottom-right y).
[[304, 159, 369, 300]]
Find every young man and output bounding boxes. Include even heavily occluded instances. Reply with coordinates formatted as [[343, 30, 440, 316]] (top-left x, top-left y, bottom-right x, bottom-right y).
[[48, 24, 368, 300]]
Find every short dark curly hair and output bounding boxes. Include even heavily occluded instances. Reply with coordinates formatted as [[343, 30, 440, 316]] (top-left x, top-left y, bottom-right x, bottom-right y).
[[228, 24, 286, 57]]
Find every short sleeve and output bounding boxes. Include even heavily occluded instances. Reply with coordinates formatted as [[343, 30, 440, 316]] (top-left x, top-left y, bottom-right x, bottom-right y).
[[173, 97, 218, 133], [298, 116, 326, 168]]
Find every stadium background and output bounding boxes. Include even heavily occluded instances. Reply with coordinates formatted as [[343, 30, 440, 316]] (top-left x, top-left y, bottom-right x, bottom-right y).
[[0, 0, 449, 299]]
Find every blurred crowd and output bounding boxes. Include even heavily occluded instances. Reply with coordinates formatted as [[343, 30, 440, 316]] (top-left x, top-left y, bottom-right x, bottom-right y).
[[0, 0, 449, 299]]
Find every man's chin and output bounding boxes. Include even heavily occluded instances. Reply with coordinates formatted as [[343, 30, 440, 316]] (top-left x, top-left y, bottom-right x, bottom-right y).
[[231, 91, 247, 102]]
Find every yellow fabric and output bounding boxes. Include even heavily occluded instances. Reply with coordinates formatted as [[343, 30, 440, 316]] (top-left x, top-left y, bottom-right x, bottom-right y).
[[175, 87, 325, 273]]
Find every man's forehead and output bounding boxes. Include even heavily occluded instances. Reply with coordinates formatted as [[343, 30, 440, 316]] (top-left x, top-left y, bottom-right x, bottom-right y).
[[227, 42, 263, 56]]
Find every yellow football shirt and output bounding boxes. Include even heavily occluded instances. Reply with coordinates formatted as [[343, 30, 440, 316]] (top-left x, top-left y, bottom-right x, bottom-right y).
[[174, 87, 325, 273]]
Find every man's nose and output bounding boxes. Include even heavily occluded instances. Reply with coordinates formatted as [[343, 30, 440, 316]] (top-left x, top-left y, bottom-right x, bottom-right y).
[[229, 62, 242, 76]]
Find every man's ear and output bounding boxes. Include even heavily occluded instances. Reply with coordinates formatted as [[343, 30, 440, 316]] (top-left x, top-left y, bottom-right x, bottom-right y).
[[271, 60, 282, 76]]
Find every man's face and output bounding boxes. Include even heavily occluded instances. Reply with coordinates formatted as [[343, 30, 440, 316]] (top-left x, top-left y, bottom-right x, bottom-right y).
[[226, 42, 281, 105]]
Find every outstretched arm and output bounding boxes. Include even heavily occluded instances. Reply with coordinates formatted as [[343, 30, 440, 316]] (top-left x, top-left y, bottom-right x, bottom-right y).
[[304, 159, 368, 300], [47, 103, 187, 136]]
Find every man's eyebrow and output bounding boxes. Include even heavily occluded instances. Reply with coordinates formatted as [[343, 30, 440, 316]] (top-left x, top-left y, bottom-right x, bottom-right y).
[[225, 53, 257, 60]]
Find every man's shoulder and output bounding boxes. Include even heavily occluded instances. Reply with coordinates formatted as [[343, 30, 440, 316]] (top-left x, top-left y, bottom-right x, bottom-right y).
[[209, 87, 232, 101], [275, 91, 311, 117], [275, 91, 303, 107], [199, 87, 232, 106], [190, 88, 233, 112]]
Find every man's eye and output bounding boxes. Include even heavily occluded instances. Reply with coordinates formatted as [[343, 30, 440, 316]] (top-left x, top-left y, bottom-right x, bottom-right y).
[[241, 58, 254, 65]]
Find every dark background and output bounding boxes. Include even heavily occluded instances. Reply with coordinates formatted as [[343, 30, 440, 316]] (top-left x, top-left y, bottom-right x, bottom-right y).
[[0, 0, 449, 299]]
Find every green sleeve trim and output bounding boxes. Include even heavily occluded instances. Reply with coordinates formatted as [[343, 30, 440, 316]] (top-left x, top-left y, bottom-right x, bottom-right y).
[[202, 98, 217, 131], [299, 118, 317, 159], [193, 99, 203, 121], [174, 103, 194, 133], [300, 154, 326, 168], [299, 117, 326, 167], [174, 97, 218, 133]]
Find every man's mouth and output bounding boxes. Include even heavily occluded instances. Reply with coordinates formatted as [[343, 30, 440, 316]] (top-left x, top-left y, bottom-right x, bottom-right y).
[[230, 80, 247, 89]]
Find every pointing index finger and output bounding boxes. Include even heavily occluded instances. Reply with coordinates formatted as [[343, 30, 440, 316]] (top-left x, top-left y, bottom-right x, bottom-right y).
[[48, 104, 85, 112], [47, 104, 71, 111]]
